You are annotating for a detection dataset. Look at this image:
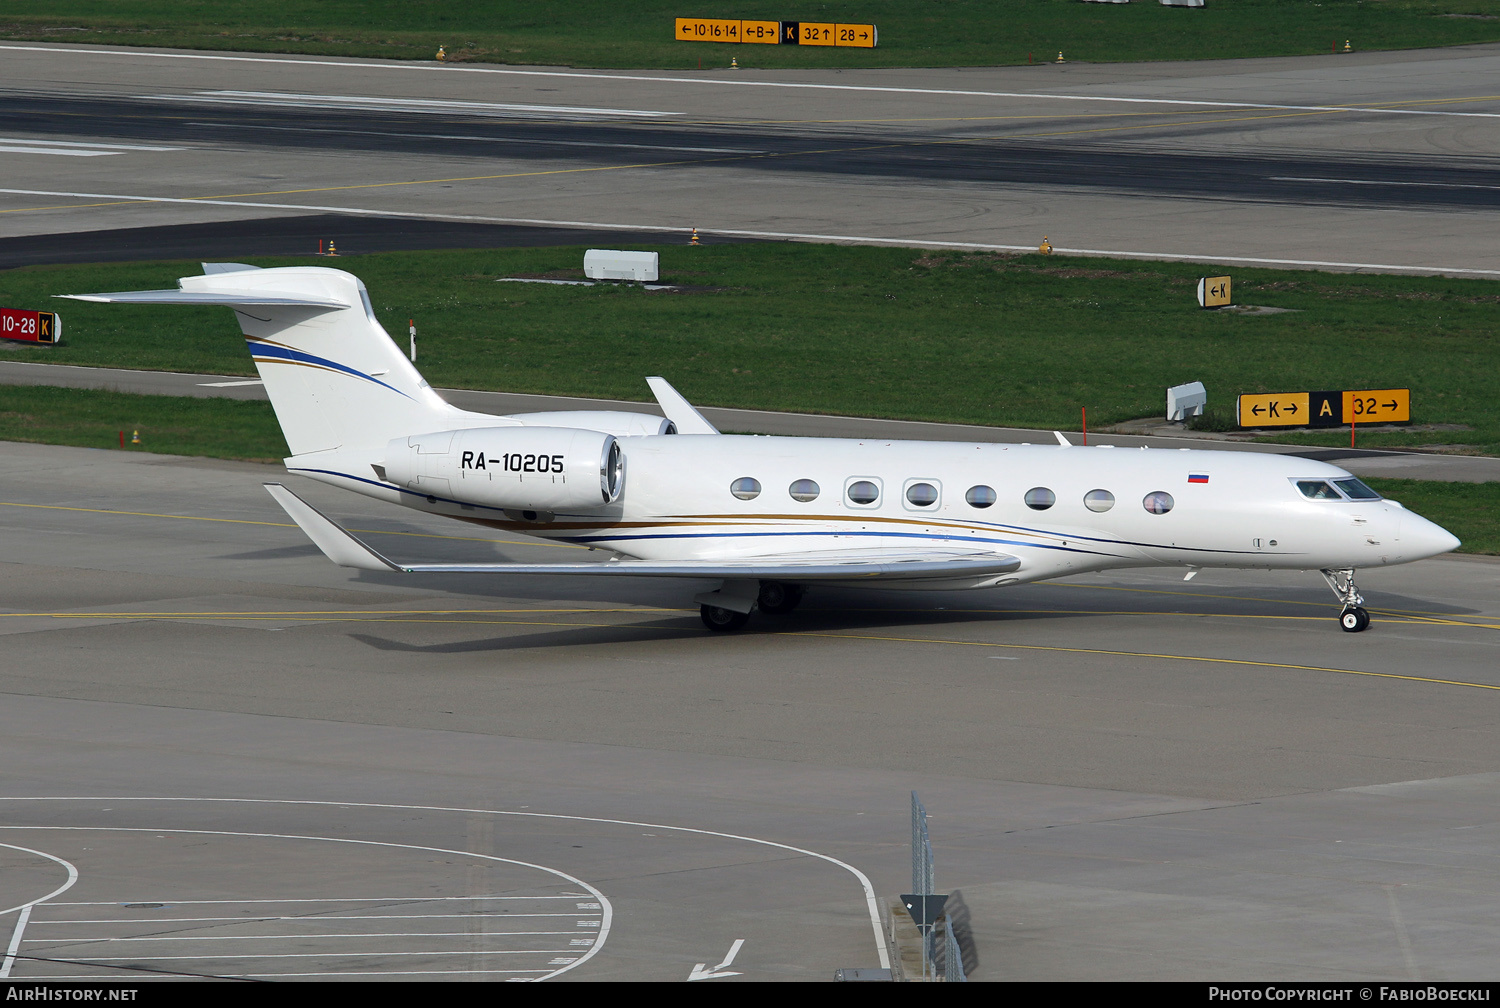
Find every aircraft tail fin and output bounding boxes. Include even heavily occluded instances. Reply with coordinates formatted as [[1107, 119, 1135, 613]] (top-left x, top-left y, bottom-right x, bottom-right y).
[[61, 265, 481, 457]]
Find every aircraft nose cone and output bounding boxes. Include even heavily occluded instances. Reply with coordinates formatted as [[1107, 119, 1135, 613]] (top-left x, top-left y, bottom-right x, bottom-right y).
[[1404, 512, 1461, 560]]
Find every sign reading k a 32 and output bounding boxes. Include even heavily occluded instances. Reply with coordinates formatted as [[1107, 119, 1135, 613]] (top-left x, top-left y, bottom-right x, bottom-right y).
[[1236, 388, 1411, 428]]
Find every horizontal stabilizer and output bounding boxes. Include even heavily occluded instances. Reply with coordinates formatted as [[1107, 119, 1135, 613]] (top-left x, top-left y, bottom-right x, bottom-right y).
[[58, 289, 349, 308], [265, 484, 1021, 580]]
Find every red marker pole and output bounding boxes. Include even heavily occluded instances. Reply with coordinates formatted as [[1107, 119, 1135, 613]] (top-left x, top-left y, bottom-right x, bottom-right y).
[[1350, 411, 1356, 449]]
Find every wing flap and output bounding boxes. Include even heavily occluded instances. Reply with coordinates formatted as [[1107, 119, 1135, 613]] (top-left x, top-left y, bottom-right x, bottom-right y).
[[265, 484, 1020, 580]]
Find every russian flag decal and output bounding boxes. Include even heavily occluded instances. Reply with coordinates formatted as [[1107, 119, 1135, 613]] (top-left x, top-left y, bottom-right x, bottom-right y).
[[1188, 473, 1210, 484]]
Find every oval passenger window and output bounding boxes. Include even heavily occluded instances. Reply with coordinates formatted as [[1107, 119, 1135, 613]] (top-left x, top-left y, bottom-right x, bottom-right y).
[[1084, 489, 1116, 513], [847, 480, 879, 505], [730, 477, 761, 501], [789, 479, 820, 502], [966, 485, 996, 509], [906, 482, 939, 507], [1024, 487, 1055, 511], [1142, 491, 1174, 515]]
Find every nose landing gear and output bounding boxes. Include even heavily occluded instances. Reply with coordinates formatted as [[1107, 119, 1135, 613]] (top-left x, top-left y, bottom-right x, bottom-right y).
[[1321, 568, 1370, 633]]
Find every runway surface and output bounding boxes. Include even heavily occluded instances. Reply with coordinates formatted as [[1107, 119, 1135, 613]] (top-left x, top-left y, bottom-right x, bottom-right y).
[[2, 42, 1500, 274], [2, 441, 1499, 981]]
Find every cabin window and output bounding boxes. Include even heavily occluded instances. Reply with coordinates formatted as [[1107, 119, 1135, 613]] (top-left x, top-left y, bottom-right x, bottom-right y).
[[789, 479, 820, 502], [1142, 491, 1174, 515], [966, 485, 997, 509], [847, 479, 881, 505], [1296, 480, 1341, 500], [1084, 489, 1116, 513], [1334, 478, 1381, 500], [1024, 487, 1055, 511], [905, 482, 939, 508], [730, 477, 761, 501]]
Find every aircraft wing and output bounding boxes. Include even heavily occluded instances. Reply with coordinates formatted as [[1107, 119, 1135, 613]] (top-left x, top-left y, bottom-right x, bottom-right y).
[[265, 483, 1021, 580]]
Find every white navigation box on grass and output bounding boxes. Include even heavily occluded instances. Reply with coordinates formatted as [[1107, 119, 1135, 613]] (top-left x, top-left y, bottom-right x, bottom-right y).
[[584, 250, 659, 282]]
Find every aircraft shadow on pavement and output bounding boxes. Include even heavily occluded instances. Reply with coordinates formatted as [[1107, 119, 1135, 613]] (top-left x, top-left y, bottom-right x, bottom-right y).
[[346, 601, 1088, 655]]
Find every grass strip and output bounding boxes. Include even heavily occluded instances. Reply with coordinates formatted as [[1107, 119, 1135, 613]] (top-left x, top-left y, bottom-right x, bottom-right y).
[[0, 384, 287, 462], [5, 243, 1500, 453], [3, 1, 1500, 68]]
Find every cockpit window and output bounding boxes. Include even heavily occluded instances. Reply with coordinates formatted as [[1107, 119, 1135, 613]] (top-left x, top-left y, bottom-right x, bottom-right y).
[[1296, 480, 1341, 500], [1333, 478, 1382, 500]]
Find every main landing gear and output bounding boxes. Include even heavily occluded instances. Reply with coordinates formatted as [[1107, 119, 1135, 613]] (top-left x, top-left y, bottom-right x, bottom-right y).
[[698, 581, 806, 632], [1321, 568, 1370, 633]]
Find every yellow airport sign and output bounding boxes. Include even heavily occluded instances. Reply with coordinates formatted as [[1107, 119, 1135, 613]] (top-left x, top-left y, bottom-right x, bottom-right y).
[[1237, 392, 1310, 427], [675, 18, 782, 44], [782, 21, 879, 47], [795, 21, 838, 45], [740, 20, 781, 44], [1344, 388, 1411, 424], [1197, 275, 1231, 308], [1237, 388, 1411, 428], [676, 19, 878, 47]]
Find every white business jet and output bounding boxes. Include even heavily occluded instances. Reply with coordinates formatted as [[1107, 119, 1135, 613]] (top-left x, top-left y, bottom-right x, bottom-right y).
[[63, 264, 1459, 633]]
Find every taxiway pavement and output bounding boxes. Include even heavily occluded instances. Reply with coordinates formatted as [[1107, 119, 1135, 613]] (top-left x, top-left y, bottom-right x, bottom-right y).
[[2, 441, 1498, 981]]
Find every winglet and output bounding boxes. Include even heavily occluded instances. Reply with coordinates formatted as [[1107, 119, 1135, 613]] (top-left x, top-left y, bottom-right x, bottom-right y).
[[264, 483, 400, 572], [1053, 431, 1073, 446], [646, 377, 719, 435]]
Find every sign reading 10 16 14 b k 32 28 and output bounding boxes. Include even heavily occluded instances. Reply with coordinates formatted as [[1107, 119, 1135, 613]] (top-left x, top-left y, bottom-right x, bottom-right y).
[[674, 18, 877, 47]]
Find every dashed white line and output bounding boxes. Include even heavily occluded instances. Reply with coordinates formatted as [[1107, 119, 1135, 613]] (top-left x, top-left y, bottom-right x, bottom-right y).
[[191, 121, 761, 154], [153, 90, 677, 119], [0, 138, 186, 157], [1273, 175, 1500, 191]]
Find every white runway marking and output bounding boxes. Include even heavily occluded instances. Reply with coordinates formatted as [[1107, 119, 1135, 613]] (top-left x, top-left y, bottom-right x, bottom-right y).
[[1, 826, 609, 982], [0, 842, 80, 979], [197, 379, 263, 387], [155, 90, 677, 119], [4, 44, 1499, 119], [1273, 175, 1500, 191], [5, 187, 1497, 278], [191, 121, 761, 154], [0, 138, 185, 158], [1, 796, 891, 971]]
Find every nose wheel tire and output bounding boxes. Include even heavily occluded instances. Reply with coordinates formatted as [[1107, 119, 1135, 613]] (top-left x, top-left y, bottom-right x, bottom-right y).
[[700, 604, 750, 632], [1340, 606, 1370, 633], [757, 581, 805, 615]]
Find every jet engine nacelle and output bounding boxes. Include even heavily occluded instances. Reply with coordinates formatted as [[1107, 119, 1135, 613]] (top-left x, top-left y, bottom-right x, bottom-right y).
[[508, 410, 674, 437], [384, 426, 623, 509]]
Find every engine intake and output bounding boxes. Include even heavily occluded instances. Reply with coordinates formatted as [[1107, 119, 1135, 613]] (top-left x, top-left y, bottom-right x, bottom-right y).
[[384, 426, 623, 510]]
